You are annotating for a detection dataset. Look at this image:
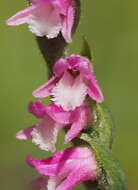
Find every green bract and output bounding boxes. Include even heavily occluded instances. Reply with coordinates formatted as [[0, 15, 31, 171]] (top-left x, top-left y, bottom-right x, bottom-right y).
[[80, 102, 127, 190]]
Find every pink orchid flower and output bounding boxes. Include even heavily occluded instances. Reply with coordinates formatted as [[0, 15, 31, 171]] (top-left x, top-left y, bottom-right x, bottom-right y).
[[27, 146, 99, 190], [6, 0, 74, 43], [33, 55, 104, 111], [16, 100, 91, 152]]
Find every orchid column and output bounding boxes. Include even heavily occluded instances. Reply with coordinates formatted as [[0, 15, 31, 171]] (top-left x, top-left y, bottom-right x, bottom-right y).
[[6, 0, 127, 190]]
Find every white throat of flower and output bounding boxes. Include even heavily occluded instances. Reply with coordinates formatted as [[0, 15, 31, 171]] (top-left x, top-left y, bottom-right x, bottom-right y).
[[31, 118, 59, 152], [27, 3, 61, 38], [51, 71, 87, 111]]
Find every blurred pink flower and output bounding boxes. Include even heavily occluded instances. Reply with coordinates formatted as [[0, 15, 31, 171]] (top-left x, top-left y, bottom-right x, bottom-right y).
[[33, 55, 104, 111], [27, 146, 99, 190], [16, 100, 91, 152], [31, 176, 48, 190], [6, 0, 74, 43]]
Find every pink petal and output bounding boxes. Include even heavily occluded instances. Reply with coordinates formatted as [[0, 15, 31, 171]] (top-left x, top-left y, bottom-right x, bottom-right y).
[[27, 147, 93, 176], [27, 147, 77, 176], [67, 55, 104, 102], [28, 100, 47, 118], [56, 147, 98, 190], [16, 125, 35, 140], [28, 147, 98, 190], [56, 167, 92, 190], [28, 2, 62, 38], [87, 74, 104, 103], [67, 55, 93, 75], [61, 5, 74, 43], [65, 105, 90, 143], [27, 155, 61, 176], [29, 100, 71, 124], [45, 104, 71, 124], [31, 116, 60, 152], [52, 0, 71, 15], [6, 1, 62, 38], [6, 5, 37, 26], [53, 58, 68, 77], [33, 76, 58, 98]]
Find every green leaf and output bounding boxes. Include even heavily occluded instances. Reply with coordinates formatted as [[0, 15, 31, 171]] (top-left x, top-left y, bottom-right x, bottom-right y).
[[81, 37, 92, 60], [86, 102, 115, 149], [80, 134, 128, 190], [79, 103, 127, 190]]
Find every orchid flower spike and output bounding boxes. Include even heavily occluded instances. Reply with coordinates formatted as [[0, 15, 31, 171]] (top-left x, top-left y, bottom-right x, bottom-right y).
[[33, 55, 104, 111], [6, 0, 75, 43], [16, 100, 91, 152], [27, 146, 99, 190]]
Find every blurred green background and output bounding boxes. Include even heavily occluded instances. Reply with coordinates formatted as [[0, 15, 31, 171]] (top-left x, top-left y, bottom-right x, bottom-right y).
[[1, 0, 138, 189]]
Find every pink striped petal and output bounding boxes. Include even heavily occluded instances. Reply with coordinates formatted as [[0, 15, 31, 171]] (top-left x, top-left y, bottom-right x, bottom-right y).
[[33, 76, 57, 98], [56, 167, 92, 190], [27, 147, 93, 175], [6, 5, 37, 26], [16, 125, 35, 140], [65, 105, 90, 143], [31, 117, 60, 152], [17, 115, 62, 152], [53, 58, 68, 77], [67, 55, 93, 75], [45, 104, 71, 124], [27, 3, 62, 38], [87, 74, 104, 103], [61, 4, 74, 43], [28, 100, 47, 118], [27, 146, 99, 190]]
